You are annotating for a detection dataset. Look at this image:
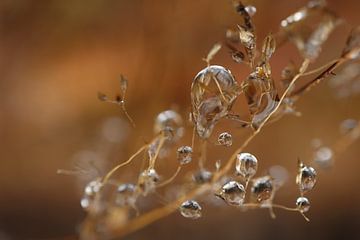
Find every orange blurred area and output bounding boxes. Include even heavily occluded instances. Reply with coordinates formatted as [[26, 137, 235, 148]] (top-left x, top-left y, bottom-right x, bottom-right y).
[[0, 0, 360, 239]]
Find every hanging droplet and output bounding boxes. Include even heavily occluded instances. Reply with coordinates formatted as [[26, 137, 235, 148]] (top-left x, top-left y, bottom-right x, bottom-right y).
[[245, 5, 257, 17], [192, 169, 213, 184], [191, 65, 240, 139], [179, 200, 202, 219], [339, 119, 358, 135], [177, 146, 193, 165], [313, 146, 333, 168], [116, 183, 137, 207], [236, 153, 258, 179], [216, 181, 246, 206], [218, 132, 233, 146], [296, 162, 317, 193], [296, 197, 311, 212], [81, 179, 103, 211], [251, 176, 273, 202], [138, 168, 160, 196], [154, 110, 184, 141]]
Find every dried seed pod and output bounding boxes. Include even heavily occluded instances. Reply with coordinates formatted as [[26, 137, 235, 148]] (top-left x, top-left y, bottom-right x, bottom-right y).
[[179, 200, 202, 219], [296, 196, 311, 212], [192, 169, 213, 184], [251, 176, 273, 202], [191, 65, 240, 139], [154, 110, 184, 141], [296, 162, 317, 193], [177, 146, 193, 165], [116, 183, 137, 207], [218, 132, 233, 146], [216, 181, 246, 206], [138, 168, 160, 196], [236, 153, 258, 179]]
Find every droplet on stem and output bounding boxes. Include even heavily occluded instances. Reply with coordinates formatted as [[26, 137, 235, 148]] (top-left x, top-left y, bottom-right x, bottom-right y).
[[236, 153, 258, 179], [177, 146, 193, 165], [192, 169, 213, 184], [179, 200, 202, 219], [116, 183, 137, 207], [138, 168, 160, 196], [218, 132, 233, 146], [216, 181, 246, 206], [251, 176, 273, 202], [296, 162, 317, 194], [296, 196, 311, 212]]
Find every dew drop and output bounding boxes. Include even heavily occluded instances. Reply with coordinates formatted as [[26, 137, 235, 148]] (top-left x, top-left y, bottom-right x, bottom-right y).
[[236, 153, 258, 179], [192, 169, 213, 184], [313, 146, 333, 168], [191, 65, 239, 139], [177, 146, 193, 165], [216, 181, 246, 206], [116, 183, 137, 207], [245, 5, 257, 17], [296, 196, 311, 212], [154, 110, 184, 141], [218, 132, 232, 147], [179, 200, 202, 219], [138, 168, 160, 196], [296, 163, 317, 193], [251, 176, 273, 202], [81, 179, 103, 211]]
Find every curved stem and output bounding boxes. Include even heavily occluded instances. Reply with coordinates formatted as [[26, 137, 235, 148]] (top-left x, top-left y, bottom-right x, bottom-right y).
[[157, 166, 182, 188]]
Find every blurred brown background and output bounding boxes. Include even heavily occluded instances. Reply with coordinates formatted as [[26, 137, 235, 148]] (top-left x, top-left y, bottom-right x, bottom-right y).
[[1, 0, 359, 239]]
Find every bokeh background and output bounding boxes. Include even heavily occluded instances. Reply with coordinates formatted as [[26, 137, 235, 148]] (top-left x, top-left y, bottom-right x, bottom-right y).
[[1, 0, 359, 239]]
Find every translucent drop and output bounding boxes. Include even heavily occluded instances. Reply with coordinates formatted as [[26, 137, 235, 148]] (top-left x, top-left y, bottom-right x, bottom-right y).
[[154, 110, 184, 141], [116, 183, 137, 207], [296, 197, 310, 212], [177, 146, 193, 165], [313, 146, 333, 168], [245, 5, 257, 17], [251, 176, 273, 202], [81, 179, 103, 211], [191, 65, 240, 139], [216, 181, 246, 206], [339, 119, 358, 135], [179, 200, 202, 219], [138, 168, 160, 196], [236, 153, 258, 179], [296, 163, 317, 193], [218, 132, 232, 146], [192, 169, 213, 184]]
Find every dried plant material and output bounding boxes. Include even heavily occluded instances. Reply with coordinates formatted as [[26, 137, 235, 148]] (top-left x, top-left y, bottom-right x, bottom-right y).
[[204, 43, 222, 65], [225, 42, 245, 63], [238, 25, 256, 66], [279, 0, 339, 61], [242, 34, 279, 129], [191, 65, 240, 138], [342, 26, 360, 60]]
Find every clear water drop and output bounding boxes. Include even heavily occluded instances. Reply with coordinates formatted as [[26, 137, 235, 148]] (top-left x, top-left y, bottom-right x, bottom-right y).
[[251, 176, 273, 202], [236, 153, 258, 179], [116, 183, 137, 207], [296, 196, 310, 212], [296, 163, 317, 193], [218, 132, 233, 146], [179, 200, 202, 219], [245, 5, 257, 17], [192, 169, 213, 184], [177, 146, 193, 165], [216, 181, 246, 206], [154, 110, 184, 141], [138, 168, 160, 196]]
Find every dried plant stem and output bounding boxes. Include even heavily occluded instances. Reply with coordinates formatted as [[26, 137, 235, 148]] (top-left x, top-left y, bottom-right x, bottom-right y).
[[157, 166, 182, 188]]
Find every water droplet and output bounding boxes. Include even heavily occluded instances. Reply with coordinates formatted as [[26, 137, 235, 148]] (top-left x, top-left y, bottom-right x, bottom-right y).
[[339, 119, 358, 135], [216, 181, 246, 206], [313, 146, 333, 168], [251, 176, 273, 202], [81, 179, 103, 211], [191, 65, 239, 139], [236, 153, 258, 179], [116, 183, 137, 207], [154, 110, 184, 141], [245, 5, 257, 17], [218, 132, 232, 146], [177, 146, 193, 165], [179, 200, 202, 219], [192, 169, 213, 184], [138, 168, 160, 196], [296, 197, 310, 212], [296, 163, 317, 193]]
